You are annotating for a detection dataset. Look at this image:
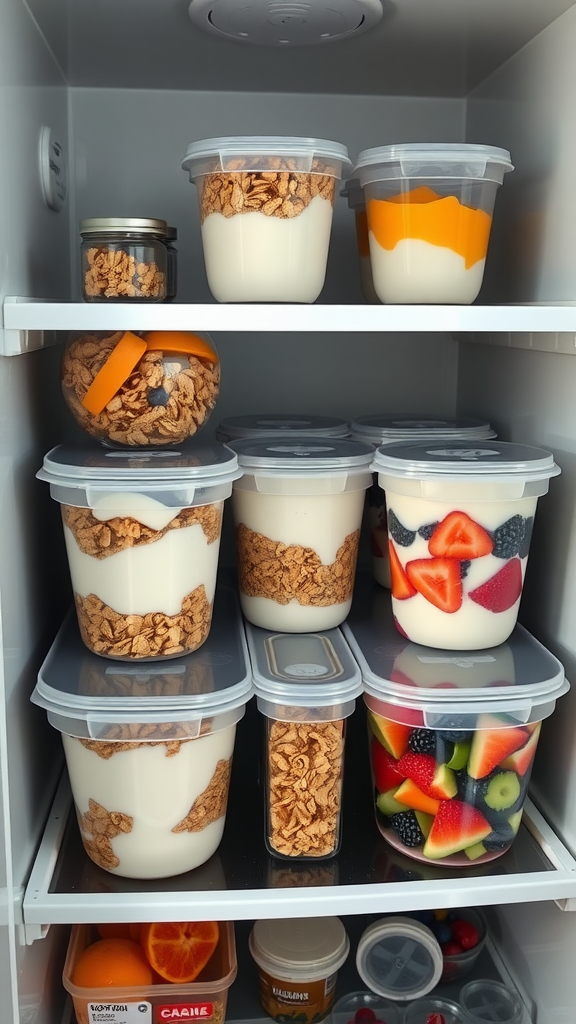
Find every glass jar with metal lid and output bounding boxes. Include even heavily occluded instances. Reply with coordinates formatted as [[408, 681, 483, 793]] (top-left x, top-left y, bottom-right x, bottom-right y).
[[80, 217, 168, 301], [164, 225, 178, 301]]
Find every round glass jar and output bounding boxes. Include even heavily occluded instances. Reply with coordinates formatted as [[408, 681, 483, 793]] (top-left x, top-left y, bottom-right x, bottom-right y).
[[80, 217, 168, 301]]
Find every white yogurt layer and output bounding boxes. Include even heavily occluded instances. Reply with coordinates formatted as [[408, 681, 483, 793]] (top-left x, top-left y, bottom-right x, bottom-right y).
[[369, 236, 486, 304], [201, 195, 334, 302], [63, 724, 236, 879], [387, 491, 538, 650], [239, 593, 352, 632]]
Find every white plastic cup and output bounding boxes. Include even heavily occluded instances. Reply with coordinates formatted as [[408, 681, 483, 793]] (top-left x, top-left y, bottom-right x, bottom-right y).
[[354, 143, 513, 304], [181, 136, 351, 302]]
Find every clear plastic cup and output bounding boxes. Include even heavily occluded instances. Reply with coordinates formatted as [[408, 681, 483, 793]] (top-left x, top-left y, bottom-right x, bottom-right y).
[[340, 178, 381, 304], [181, 136, 351, 302], [354, 144, 513, 304], [404, 996, 466, 1023], [459, 980, 524, 1023]]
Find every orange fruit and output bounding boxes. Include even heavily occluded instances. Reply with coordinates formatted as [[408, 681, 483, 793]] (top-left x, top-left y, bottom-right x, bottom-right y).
[[71, 937, 153, 989], [96, 923, 141, 942], [143, 331, 218, 363], [140, 921, 219, 984]]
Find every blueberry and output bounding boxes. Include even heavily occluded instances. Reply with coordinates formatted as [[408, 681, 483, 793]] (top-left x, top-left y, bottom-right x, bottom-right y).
[[460, 560, 471, 579], [388, 509, 416, 547], [148, 386, 170, 406], [433, 921, 453, 944]]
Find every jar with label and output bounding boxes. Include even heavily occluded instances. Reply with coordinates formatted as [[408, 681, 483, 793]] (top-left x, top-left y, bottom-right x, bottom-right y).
[[80, 217, 168, 301]]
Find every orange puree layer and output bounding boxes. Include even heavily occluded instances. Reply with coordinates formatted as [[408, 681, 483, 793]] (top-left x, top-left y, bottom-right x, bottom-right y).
[[367, 186, 492, 269], [355, 209, 370, 258]]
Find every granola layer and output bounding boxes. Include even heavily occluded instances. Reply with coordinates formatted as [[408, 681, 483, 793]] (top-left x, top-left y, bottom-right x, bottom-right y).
[[200, 170, 335, 223], [63, 502, 221, 558]]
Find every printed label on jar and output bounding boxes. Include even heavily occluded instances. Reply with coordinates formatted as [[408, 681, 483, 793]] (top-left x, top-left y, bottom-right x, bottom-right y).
[[257, 969, 337, 1022], [88, 1001, 151, 1024]]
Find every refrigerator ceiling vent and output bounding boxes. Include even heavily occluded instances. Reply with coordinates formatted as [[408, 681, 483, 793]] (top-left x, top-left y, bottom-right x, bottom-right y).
[[188, 0, 382, 45]]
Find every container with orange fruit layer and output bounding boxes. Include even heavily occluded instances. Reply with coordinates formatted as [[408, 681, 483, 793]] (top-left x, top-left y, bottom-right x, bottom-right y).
[[354, 144, 513, 304], [63, 921, 236, 1024], [61, 330, 220, 446]]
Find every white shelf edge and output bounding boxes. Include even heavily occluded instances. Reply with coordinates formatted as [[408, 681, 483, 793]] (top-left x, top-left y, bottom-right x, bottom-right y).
[[22, 775, 576, 938], [5, 297, 576, 334]]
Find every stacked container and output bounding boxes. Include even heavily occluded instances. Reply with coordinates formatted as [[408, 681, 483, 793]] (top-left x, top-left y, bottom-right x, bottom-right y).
[[216, 412, 350, 442]]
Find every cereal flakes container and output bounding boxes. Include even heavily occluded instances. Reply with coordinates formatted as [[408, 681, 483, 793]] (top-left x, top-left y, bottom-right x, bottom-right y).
[[62, 330, 220, 447], [246, 621, 362, 859], [36, 442, 241, 660], [229, 436, 374, 632], [80, 217, 168, 302], [181, 136, 351, 302], [31, 585, 252, 878]]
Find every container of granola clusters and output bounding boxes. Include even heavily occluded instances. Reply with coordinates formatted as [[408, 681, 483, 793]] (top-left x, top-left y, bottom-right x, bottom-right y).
[[36, 442, 242, 660], [245, 620, 362, 859], [181, 137, 351, 302], [62, 330, 220, 447], [31, 585, 252, 879], [80, 217, 168, 301], [229, 437, 373, 631]]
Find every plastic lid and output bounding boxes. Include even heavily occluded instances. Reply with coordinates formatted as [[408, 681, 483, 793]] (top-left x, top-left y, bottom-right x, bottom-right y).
[[356, 917, 443, 1001], [245, 621, 362, 707], [182, 136, 351, 179], [459, 979, 524, 1023], [342, 574, 568, 722], [372, 439, 560, 483], [31, 584, 252, 734], [229, 436, 374, 473], [354, 143, 513, 186], [79, 217, 168, 235], [249, 917, 349, 982], [351, 415, 495, 446], [216, 413, 350, 441], [340, 178, 365, 209]]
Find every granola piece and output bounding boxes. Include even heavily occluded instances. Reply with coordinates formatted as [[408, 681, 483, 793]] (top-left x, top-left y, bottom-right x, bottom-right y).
[[82, 246, 165, 300], [62, 502, 221, 558], [172, 758, 232, 832], [78, 798, 133, 871], [199, 170, 335, 224]]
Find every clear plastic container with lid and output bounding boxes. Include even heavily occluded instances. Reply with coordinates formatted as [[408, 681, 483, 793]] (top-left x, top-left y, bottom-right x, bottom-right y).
[[80, 217, 168, 301], [372, 438, 560, 649], [355, 917, 444, 1003], [216, 413, 350, 442], [353, 144, 513, 304], [459, 979, 524, 1023], [340, 178, 381, 304], [229, 436, 374, 631], [343, 574, 569, 867], [31, 585, 252, 878], [181, 136, 351, 302], [246, 620, 362, 859], [36, 441, 241, 659]]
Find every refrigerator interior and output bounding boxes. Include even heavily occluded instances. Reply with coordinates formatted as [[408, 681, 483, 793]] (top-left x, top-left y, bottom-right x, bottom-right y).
[[3, 0, 576, 1021]]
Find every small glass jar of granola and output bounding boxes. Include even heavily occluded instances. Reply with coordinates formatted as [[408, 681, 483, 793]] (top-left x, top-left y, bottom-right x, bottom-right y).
[[80, 217, 168, 301]]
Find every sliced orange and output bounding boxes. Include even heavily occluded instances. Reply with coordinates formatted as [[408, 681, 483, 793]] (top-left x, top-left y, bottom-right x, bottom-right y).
[[143, 331, 218, 363], [140, 921, 219, 984], [82, 331, 147, 415]]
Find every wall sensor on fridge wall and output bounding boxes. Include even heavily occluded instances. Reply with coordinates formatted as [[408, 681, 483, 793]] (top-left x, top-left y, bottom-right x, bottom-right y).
[[188, 0, 382, 45]]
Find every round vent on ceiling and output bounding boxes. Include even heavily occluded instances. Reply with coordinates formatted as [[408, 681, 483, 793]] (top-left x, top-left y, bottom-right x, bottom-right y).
[[188, 0, 382, 45]]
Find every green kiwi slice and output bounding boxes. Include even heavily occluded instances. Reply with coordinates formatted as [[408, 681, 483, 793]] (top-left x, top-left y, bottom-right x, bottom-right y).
[[483, 770, 521, 811]]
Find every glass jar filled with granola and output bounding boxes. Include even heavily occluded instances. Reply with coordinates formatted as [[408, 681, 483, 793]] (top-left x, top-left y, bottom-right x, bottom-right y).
[[80, 217, 168, 301], [163, 225, 179, 301]]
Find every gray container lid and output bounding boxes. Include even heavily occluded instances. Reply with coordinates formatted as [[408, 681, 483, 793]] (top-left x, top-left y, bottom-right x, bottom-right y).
[[354, 143, 513, 187], [216, 413, 350, 441], [351, 415, 495, 446], [371, 438, 559, 483], [182, 136, 351, 180], [356, 917, 443, 1002], [38, 441, 240, 486], [229, 436, 374, 472]]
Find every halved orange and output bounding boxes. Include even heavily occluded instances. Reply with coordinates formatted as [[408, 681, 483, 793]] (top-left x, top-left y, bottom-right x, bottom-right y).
[[81, 331, 147, 415], [143, 331, 218, 363], [140, 921, 219, 984]]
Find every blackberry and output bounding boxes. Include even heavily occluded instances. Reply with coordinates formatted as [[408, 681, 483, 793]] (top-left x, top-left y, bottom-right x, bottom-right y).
[[519, 517, 534, 559], [390, 810, 425, 848], [408, 728, 436, 755], [148, 386, 170, 407], [418, 522, 439, 541], [434, 715, 473, 741], [492, 515, 525, 559], [460, 559, 471, 579], [388, 509, 416, 547]]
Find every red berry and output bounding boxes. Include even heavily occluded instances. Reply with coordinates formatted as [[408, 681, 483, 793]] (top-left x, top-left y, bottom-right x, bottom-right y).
[[354, 1011, 376, 1024], [451, 919, 480, 950], [441, 940, 463, 957]]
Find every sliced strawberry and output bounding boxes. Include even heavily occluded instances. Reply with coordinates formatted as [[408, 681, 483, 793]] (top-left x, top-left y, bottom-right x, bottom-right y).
[[388, 541, 417, 600], [405, 557, 462, 613], [371, 738, 406, 793], [428, 510, 494, 560], [397, 752, 436, 794], [469, 558, 523, 612]]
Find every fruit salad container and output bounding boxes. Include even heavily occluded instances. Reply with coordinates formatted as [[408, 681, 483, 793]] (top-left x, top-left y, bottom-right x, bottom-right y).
[[63, 921, 237, 1024], [353, 143, 513, 304], [371, 438, 560, 649], [245, 620, 362, 859], [403, 996, 466, 1023], [340, 178, 381, 304], [434, 908, 487, 983], [216, 412, 350, 442], [229, 436, 373, 632], [62, 330, 220, 447], [181, 136, 351, 303], [350, 417, 496, 591], [31, 585, 252, 879], [343, 574, 568, 867], [36, 441, 241, 660]]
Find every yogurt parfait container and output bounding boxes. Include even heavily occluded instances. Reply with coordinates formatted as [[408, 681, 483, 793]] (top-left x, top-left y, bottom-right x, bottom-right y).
[[340, 178, 381, 304], [216, 413, 350, 443], [181, 136, 351, 302], [372, 438, 560, 649], [343, 575, 569, 867], [246, 621, 362, 858], [351, 417, 496, 590], [37, 441, 241, 659], [229, 436, 374, 631], [31, 585, 252, 878], [354, 144, 513, 304]]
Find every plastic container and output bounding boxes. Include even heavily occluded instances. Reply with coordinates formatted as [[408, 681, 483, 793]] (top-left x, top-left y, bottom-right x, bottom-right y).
[[330, 990, 402, 1024], [63, 921, 237, 1024], [436, 908, 487, 983], [229, 436, 374, 631], [372, 438, 560, 649], [356, 917, 443, 1002], [459, 979, 524, 1023], [404, 996, 466, 1023], [31, 585, 252, 878], [340, 178, 381, 304], [246, 620, 362, 859], [350, 417, 496, 590], [343, 574, 569, 867], [249, 917, 350, 1022], [36, 442, 241, 659], [181, 136, 351, 302], [216, 413, 350, 442], [353, 144, 513, 304], [61, 330, 220, 447], [80, 217, 168, 301]]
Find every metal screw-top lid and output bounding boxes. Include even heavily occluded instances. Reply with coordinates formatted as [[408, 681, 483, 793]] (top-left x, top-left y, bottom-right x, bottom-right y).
[[79, 217, 168, 235]]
